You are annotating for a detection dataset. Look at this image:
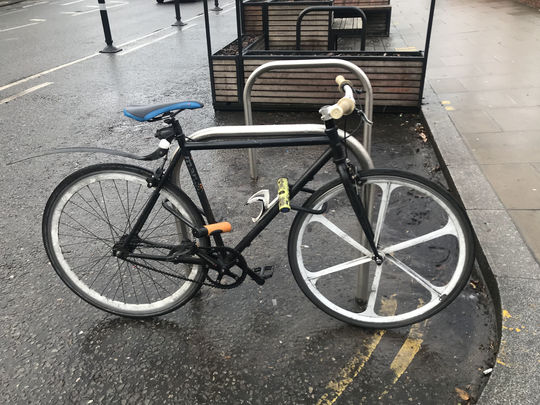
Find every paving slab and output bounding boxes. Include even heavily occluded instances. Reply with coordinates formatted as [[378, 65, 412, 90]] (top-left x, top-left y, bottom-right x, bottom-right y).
[[462, 131, 540, 165], [508, 210, 540, 260]]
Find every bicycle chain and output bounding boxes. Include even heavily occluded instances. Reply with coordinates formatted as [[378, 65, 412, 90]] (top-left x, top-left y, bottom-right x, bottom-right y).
[[123, 245, 246, 290]]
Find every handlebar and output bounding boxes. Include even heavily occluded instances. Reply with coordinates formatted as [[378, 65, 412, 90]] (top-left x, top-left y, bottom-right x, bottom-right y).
[[319, 75, 356, 121]]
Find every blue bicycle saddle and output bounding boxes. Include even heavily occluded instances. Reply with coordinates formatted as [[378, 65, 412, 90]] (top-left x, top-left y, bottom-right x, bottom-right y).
[[123, 101, 203, 122]]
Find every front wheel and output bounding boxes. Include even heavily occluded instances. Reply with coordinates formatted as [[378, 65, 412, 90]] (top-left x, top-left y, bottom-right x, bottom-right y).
[[288, 170, 474, 328]]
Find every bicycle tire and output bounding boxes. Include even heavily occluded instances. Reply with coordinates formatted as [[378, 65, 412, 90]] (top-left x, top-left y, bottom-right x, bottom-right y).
[[43, 163, 209, 318], [288, 169, 474, 328]]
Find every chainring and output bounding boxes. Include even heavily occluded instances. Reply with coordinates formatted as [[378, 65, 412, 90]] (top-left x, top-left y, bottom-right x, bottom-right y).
[[202, 246, 247, 289]]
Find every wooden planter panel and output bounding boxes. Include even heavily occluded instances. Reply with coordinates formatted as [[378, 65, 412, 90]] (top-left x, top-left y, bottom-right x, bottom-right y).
[[244, 4, 263, 35], [212, 58, 239, 103], [268, 5, 329, 50], [211, 56, 424, 108], [243, 1, 331, 50], [244, 59, 423, 106]]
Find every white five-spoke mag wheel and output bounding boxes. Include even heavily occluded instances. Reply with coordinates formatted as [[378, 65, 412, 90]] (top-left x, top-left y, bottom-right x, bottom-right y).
[[288, 170, 474, 328], [43, 164, 209, 318]]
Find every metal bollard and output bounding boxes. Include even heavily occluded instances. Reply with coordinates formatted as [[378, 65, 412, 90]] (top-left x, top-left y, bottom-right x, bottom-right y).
[[211, 0, 222, 12], [172, 0, 187, 26], [97, 0, 122, 53]]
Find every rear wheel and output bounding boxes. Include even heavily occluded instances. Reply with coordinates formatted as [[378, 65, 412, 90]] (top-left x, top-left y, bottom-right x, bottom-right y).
[[43, 163, 209, 318], [288, 170, 474, 328]]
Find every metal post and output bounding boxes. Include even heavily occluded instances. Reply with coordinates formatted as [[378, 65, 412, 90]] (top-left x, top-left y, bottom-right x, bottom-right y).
[[212, 0, 222, 12], [97, 0, 121, 53], [172, 0, 187, 27], [418, 0, 437, 104]]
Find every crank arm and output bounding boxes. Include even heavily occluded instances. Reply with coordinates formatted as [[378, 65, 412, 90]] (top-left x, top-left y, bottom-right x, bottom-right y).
[[235, 255, 265, 286]]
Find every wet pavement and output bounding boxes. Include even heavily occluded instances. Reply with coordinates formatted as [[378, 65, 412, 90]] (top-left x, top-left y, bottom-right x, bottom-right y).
[[0, 1, 498, 403], [1, 110, 498, 404]]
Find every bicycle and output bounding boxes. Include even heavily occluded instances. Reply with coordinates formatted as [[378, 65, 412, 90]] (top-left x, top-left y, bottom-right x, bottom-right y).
[[42, 76, 474, 329]]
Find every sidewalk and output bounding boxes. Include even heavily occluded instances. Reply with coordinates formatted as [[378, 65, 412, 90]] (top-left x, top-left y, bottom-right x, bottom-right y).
[[422, 0, 540, 403]]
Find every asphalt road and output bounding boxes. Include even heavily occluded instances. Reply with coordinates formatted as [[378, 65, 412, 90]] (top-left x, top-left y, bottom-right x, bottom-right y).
[[1, 1, 497, 403]]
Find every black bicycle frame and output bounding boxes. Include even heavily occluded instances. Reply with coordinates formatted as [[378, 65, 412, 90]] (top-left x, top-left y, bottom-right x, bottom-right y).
[[121, 118, 379, 265], [178, 134, 334, 254]]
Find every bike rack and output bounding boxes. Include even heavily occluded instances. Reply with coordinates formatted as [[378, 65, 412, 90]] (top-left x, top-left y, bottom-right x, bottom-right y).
[[171, 59, 375, 302], [243, 59, 374, 179]]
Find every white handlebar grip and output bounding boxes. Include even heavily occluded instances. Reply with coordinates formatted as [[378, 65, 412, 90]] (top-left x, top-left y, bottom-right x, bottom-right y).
[[329, 105, 344, 119], [337, 97, 355, 116]]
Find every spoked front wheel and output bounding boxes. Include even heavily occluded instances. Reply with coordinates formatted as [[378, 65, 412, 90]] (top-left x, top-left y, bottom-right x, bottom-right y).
[[288, 170, 474, 328], [43, 163, 209, 318]]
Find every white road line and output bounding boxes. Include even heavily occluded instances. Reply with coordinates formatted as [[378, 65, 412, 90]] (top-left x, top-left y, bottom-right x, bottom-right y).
[[184, 14, 203, 23], [0, 22, 39, 33], [182, 2, 234, 23], [120, 30, 180, 56], [221, 8, 236, 15], [22, 1, 49, 8], [61, 0, 84, 5], [118, 27, 172, 47], [71, 2, 126, 16], [0, 53, 98, 93], [181, 24, 197, 31], [0, 10, 202, 91], [0, 9, 25, 18], [29, 18, 46, 22], [0, 82, 53, 105]]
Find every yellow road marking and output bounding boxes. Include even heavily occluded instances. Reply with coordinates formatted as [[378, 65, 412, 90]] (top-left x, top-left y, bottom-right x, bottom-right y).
[[378, 319, 428, 399], [316, 298, 397, 405]]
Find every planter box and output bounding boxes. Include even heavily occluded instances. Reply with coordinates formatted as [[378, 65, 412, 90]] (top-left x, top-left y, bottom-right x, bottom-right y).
[[210, 1, 424, 111], [211, 50, 425, 111]]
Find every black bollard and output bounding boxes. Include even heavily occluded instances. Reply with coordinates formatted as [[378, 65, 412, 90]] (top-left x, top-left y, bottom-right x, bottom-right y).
[[172, 0, 187, 26], [211, 0, 222, 12], [98, 0, 122, 53]]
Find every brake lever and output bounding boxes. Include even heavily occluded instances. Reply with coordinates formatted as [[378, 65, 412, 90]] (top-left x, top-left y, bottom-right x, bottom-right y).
[[355, 108, 373, 126]]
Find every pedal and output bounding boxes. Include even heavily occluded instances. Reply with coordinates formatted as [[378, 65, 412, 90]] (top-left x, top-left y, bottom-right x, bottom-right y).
[[253, 265, 274, 280]]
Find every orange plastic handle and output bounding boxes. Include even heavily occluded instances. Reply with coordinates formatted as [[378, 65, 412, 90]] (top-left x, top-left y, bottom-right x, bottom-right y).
[[203, 222, 232, 235]]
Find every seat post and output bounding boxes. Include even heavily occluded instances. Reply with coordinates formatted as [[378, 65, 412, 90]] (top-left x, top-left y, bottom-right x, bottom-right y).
[[165, 116, 184, 138]]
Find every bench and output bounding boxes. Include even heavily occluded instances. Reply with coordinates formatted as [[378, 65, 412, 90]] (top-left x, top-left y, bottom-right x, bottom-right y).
[[331, 12, 366, 50], [333, 0, 392, 37]]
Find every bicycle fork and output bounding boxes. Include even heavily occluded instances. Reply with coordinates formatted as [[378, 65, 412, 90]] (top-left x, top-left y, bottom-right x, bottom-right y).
[[325, 121, 383, 264]]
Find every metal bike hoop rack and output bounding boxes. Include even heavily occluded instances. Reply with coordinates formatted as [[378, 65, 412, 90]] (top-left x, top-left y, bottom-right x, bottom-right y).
[[243, 59, 374, 179], [171, 59, 375, 302]]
